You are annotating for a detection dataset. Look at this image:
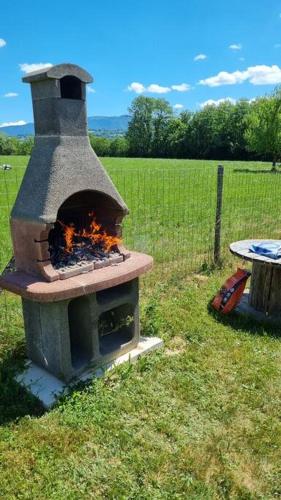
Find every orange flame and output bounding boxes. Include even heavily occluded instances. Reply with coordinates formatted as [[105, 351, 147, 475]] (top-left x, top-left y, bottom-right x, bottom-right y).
[[59, 213, 121, 254], [58, 220, 75, 253], [65, 224, 75, 253]]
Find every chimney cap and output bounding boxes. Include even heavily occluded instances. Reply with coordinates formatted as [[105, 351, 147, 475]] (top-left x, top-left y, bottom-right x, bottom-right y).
[[22, 63, 93, 84]]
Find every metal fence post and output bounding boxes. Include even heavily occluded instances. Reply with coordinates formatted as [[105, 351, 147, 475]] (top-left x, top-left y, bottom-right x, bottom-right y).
[[214, 164, 224, 265]]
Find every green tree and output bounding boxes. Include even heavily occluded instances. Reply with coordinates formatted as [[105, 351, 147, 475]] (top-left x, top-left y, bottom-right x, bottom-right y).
[[127, 96, 155, 157], [0, 134, 6, 155], [227, 99, 251, 159], [245, 86, 281, 168], [17, 136, 34, 155], [188, 105, 219, 159], [109, 136, 129, 157], [166, 116, 189, 158], [185, 100, 251, 160], [89, 134, 111, 156], [1, 136, 19, 155], [206, 101, 234, 159], [127, 96, 172, 157], [150, 99, 173, 157]]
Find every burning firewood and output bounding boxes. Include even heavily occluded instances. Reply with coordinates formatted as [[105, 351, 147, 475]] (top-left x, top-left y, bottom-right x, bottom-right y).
[[50, 212, 122, 271]]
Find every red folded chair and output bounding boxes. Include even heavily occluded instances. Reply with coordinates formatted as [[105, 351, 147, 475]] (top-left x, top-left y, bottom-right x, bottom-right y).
[[212, 268, 251, 314]]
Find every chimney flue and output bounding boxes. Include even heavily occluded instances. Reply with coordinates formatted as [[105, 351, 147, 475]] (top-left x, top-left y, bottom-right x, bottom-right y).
[[22, 63, 93, 136]]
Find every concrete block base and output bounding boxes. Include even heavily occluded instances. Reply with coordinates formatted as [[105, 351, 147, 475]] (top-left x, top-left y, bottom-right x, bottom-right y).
[[16, 336, 163, 408], [22, 278, 141, 382]]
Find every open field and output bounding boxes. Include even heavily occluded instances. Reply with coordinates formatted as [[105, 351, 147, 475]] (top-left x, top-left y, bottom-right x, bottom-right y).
[[1, 156, 281, 272], [0, 156, 281, 498]]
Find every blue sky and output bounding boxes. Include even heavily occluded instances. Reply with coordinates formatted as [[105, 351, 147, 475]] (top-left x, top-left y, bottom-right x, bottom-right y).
[[0, 0, 280, 126]]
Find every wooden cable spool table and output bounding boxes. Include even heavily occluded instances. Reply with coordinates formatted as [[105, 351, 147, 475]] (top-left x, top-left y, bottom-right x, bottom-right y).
[[230, 240, 281, 316]]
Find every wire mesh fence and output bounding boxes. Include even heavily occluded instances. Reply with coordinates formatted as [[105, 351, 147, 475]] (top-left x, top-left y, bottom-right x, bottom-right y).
[[1, 156, 281, 337]]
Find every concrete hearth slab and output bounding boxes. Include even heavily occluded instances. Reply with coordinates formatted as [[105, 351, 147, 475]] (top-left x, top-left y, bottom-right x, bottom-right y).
[[16, 336, 163, 408]]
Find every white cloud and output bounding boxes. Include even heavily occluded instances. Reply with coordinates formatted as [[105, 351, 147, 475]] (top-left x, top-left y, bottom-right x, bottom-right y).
[[87, 86, 95, 93], [200, 97, 236, 108], [0, 120, 27, 128], [194, 53, 207, 61], [171, 83, 190, 91], [19, 63, 53, 74], [128, 82, 190, 94], [127, 82, 146, 94], [229, 43, 242, 50], [199, 65, 281, 87], [146, 83, 171, 94], [0, 38, 6, 48], [173, 104, 184, 110], [4, 92, 18, 98], [200, 70, 245, 86]]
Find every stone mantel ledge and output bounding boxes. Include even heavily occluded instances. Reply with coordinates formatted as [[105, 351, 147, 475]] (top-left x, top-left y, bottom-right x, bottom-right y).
[[0, 251, 153, 302]]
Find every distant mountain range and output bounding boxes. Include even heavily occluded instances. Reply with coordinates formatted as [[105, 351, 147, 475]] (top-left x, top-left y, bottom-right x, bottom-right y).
[[0, 115, 131, 137]]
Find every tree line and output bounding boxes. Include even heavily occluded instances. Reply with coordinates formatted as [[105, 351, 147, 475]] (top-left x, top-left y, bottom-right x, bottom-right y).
[[126, 86, 280, 164], [0, 135, 34, 156], [0, 86, 280, 163], [0, 131, 129, 158]]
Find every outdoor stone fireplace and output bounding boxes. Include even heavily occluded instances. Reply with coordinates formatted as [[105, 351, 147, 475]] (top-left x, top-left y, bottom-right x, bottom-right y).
[[0, 64, 160, 390], [11, 64, 130, 282]]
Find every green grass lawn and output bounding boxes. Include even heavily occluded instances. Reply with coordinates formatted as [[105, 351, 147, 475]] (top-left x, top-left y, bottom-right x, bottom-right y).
[[1, 268, 281, 498], [0, 156, 281, 498]]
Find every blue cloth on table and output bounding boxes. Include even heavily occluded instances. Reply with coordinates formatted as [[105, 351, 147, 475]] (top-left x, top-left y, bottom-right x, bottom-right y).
[[249, 241, 281, 260]]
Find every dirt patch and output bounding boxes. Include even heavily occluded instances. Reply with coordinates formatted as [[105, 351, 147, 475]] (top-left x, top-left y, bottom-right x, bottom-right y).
[[165, 336, 187, 356]]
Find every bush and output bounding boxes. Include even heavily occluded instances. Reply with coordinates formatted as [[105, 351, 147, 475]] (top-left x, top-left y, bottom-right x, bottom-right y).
[[0, 135, 34, 155]]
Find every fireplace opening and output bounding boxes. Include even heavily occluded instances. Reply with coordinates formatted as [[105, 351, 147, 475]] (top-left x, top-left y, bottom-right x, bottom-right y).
[[60, 75, 82, 100], [98, 304, 134, 355], [68, 296, 93, 369], [48, 190, 124, 272]]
